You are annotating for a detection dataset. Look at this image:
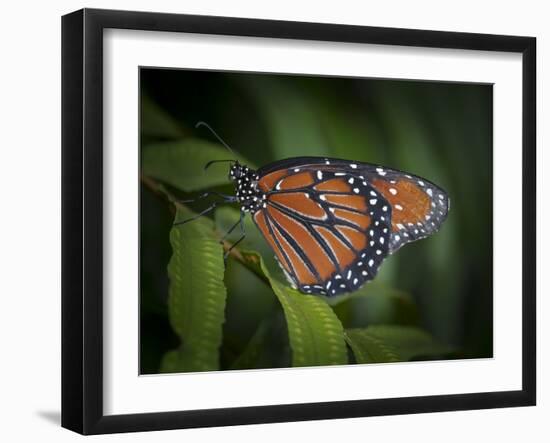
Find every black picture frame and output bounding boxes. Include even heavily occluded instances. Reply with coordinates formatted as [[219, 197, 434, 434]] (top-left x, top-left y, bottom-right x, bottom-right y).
[[61, 8, 536, 435]]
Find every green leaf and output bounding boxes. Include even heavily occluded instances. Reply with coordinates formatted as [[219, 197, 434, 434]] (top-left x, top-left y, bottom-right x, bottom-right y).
[[345, 328, 400, 363], [160, 204, 227, 373], [142, 139, 255, 192], [141, 94, 186, 139], [247, 252, 347, 367], [345, 325, 453, 364]]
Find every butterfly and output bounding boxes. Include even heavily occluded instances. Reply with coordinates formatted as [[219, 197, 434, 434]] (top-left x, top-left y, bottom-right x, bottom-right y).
[[176, 123, 450, 297]]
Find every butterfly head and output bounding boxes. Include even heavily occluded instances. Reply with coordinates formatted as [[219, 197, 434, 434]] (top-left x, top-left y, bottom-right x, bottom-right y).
[[228, 161, 246, 180], [229, 162, 265, 213]]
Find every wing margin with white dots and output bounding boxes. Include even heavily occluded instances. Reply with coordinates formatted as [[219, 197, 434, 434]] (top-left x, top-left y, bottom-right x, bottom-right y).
[[364, 168, 450, 254]]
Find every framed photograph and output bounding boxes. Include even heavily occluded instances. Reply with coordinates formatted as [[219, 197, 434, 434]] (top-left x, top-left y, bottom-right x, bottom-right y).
[[62, 8, 536, 435]]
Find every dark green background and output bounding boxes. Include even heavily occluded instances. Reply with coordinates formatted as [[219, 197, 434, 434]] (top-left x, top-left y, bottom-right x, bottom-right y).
[[140, 68, 493, 374]]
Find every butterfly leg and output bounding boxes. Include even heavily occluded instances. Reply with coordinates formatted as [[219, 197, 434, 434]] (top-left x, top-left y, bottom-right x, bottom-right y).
[[173, 202, 219, 226], [178, 191, 236, 204], [174, 192, 238, 226], [224, 235, 246, 261], [223, 211, 246, 262], [219, 218, 241, 244]]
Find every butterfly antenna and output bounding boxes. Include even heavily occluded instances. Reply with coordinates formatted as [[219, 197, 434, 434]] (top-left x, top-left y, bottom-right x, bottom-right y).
[[196, 121, 237, 157]]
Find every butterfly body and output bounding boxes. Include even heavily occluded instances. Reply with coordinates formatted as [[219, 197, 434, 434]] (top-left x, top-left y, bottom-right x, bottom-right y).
[[227, 157, 450, 297]]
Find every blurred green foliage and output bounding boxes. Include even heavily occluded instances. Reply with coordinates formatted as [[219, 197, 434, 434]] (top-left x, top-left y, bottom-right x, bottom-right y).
[[139, 69, 492, 374]]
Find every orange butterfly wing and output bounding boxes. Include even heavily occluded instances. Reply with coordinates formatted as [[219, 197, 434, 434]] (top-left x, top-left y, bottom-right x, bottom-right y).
[[254, 163, 393, 296]]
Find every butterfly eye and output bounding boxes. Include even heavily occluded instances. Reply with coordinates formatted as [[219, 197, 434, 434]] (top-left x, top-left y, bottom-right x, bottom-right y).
[[229, 165, 241, 180]]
